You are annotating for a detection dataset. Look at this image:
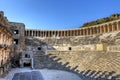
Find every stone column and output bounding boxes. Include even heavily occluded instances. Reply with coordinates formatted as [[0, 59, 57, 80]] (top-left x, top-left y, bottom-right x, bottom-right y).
[[70, 30, 72, 36], [84, 29, 86, 35], [72, 30, 74, 36], [69, 30, 71, 36], [72, 30, 75, 36], [59, 31, 61, 37], [114, 22, 117, 31], [60, 31, 62, 37], [45, 31, 47, 37], [111, 23, 114, 32], [62, 31, 63, 37], [41, 31, 43, 37], [38, 31, 40, 37], [76, 30, 78, 36], [31, 30, 33, 36], [35, 31, 36, 36], [89, 28, 91, 35], [66, 31, 68, 36], [40, 31, 42, 37], [33, 31, 35, 36], [75, 30, 76, 36], [105, 25, 108, 33], [78, 30, 80, 36], [82, 29, 84, 35], [64, 31, 66, 36], [48, 31, 50, 37], [37, 30, 39, 37], [91, 28, 94, 35], [58, 31, 60, 37], [96, 27, 99, 34], [85, 28, 88, 35], [74, 30, 76, 36], [25, 30, 27, 36], [63, 31, 65, 36], [43, 31, 45, 37], [112, 24, 114, 32], [116, 22, 119, 31], [118, 21, 120, 31], [27, 30, 29, 36], [44, 31, 45, 37], [29, 30, 31, 36], [100, 26, 102, 34], [57, 31, 59, 37], [107, 24, 109, 32], [80, 29, 82, 35], [103, 25, 105, 33]]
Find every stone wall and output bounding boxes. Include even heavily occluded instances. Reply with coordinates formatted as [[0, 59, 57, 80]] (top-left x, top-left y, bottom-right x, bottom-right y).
[[0, 11, 13, 77], [24, 14, 120, 80], [25, 31, 120, 80], [25, 31, 120, 51], [10, 22, 25, 67], [107, 45, 120, 52]]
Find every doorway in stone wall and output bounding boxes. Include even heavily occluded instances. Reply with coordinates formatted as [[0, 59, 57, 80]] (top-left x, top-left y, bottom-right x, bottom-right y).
[[23, 62, 31, 67]]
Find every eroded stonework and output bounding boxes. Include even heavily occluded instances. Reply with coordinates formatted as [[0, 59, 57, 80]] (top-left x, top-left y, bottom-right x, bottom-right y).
[[1, 11, 120, 79], [0, 11, 13, 77]]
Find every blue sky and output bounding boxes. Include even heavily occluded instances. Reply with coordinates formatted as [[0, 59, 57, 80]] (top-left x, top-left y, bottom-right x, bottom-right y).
[[0, 0, 120, 30]]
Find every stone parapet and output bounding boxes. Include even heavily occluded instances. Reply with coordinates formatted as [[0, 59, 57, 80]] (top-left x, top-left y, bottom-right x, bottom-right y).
[[25, 19, 120, 37]]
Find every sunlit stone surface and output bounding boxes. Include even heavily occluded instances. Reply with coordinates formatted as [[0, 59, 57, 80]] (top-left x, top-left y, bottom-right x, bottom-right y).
[[1, 68, 81, 80]]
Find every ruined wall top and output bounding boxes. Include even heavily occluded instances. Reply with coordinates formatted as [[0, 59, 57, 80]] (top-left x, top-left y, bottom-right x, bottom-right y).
[[0, 11, 4, 15], [0, 11, 10, 27]]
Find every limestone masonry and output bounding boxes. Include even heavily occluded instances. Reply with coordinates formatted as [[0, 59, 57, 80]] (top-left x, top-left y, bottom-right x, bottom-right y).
[[1, 11, 120, 80]]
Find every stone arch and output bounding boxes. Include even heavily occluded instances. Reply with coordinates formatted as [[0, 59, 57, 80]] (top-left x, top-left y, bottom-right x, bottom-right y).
[[85, 29, 87, 35], [75, 30, 77, 36], [117, 21, 120, 30], [108, 23, 112, 32], [61, 31, 63, 37], [81, 29, 83, 35], [38, 31, 40, 37], [35, 31, 37, 36], [46, 31, 48, 37], [68, 30, 70, 36], [82, 29, 85, 35], [100, 25, 104, 33], [49, 31, 51, 37], [104, 24, 108, 33], [90, 28, 94, 35], [30, 30, 32, 36], [33, 31, 35, 36], [97, 26, 100, 34], [113, 22, 117, 31], [59, 31, 61, 37], [64, 31, 67, 36], [94, 27, 97, 34], [71, 30, 73, 36], [86, 28, 90, 35], [77, 29, 80, 36], [44, 31, 46, 37]]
